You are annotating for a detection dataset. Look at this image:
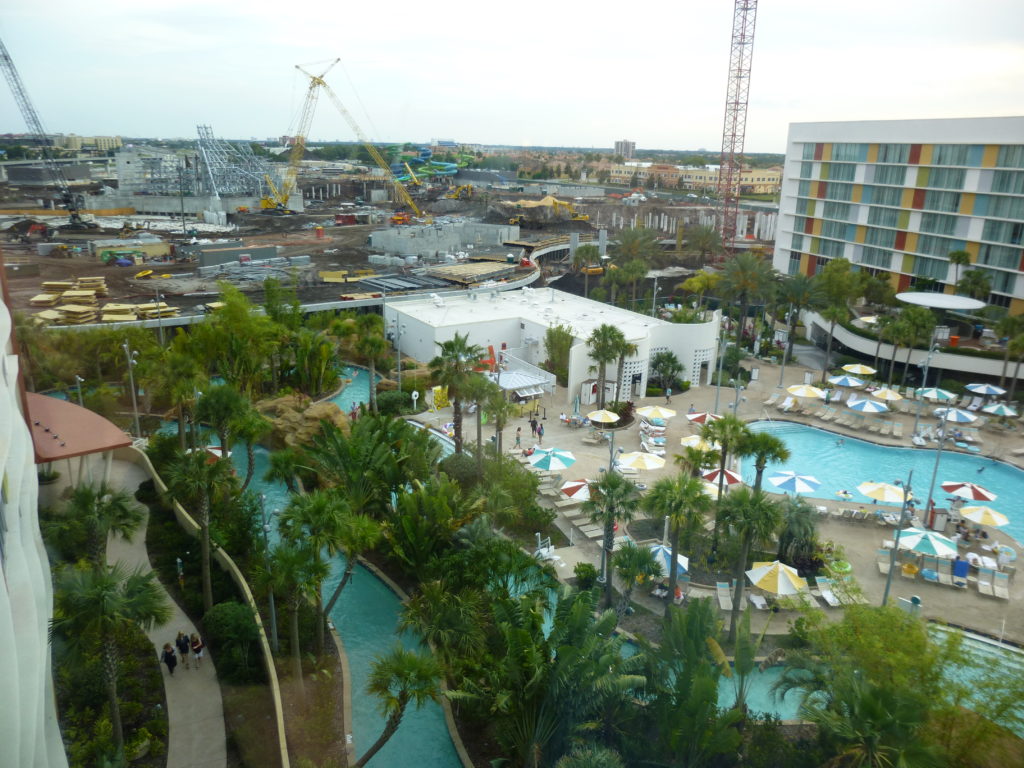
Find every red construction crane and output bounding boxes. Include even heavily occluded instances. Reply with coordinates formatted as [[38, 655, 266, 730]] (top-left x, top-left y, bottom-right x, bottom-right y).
[[717, 0, 758, 257]]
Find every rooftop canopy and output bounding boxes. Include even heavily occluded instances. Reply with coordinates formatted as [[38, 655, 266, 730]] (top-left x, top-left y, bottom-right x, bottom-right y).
[[25, 391, 132, 464], [895, 292, 986, 311]]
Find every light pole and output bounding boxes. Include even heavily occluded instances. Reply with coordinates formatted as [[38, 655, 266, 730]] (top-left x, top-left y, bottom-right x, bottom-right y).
[[713, 334, 730, 414], [391, 318, 405, 390], [260, 495, 280, 654], [121, 342, 141, 437], [730, 378, 744, 414], [650, 276, 659, 317], [912, 343, 942, 436], [74, 375, 85, 408], [777, 302, 794, 388], [924, 411, 964, 529], [155, 287, 165, 346], [881, 470, 914, 606]]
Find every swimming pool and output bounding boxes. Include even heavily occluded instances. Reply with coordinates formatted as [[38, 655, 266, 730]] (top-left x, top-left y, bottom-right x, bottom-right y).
[[329, 365, 374, 414], [742, 421, 1024, 544]]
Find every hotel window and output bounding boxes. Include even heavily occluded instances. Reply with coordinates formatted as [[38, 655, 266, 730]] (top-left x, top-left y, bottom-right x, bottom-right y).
[[819, 239, 845, 258], [913, 255, 948, 279], [988, 195, 1024, 220], [798, 180, 811, 197], [870, 186, 903, 207], [931, 145, 969, 166], [823, 201, 851, 221], [802, 143, 816, 161], [793, 216, 808, 232], [864, 227, 896, 248], [978, 243, 1020, 269], [800, 161, 813, 178], [827, 163, 856, 182], [996, 146, 1024, 168], [927, 167, 966, 190], [789, 252, 802, 274], [988, 293, 1012, 308], [923, 190, 961, 213], [982, 219, 1024, 245], [868, 207, 900, 228], [919, 212, 958, 236], [874, 165, 906, 185], [832, 143, 864, 161], [826, 182, 854, 202], [792, 233, 804, 250], [917, 234, 959, 257], [991, 170, 1024, 194], [860, 247, 891, 268], [980, 268, 1016, 294], [877, 144, 910, 163], [821, 220, 846, 239], [815, 256, 830, 271]]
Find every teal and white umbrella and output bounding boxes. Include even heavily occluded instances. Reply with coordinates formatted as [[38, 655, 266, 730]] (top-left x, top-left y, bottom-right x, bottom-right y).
[[896, 527, 958, 558], [648, 544, 689, 577], [967, 382, 1006, 396], [828, 374, 865, 388], [934, 407, 977, 423], [916, 387, 956, 402], [983, 402, 1018, 418], [528, 447, 577, 471], [848, 397, 889, 413]]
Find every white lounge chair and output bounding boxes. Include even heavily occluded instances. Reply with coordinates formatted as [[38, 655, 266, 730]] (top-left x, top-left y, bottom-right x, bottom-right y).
[[977, 567, 996, 596], [749, 594, 770, 610], [762, 393, 780, 407], [716, 581, 733, 611], [967, 396, 984, 411], [994, 572, 1010, 600], [815, 577, 842, 607], [937, 559, 953, 586], [778, 396, 795, 412], [640, 440, 666, 456], [876, 548, 892, 575]]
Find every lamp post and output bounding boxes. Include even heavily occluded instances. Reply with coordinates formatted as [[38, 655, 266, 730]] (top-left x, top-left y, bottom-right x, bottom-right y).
[[155, 287, 166, 347], [74, 375, 85, 408], [924, 411, 963, 529], [912, 343, 942, 436], [713, 334, 730, 414], [121, 342, 141, 437], [650, 276, 659, 317], [777, 302, 794, 388], [260, 495, 280, 654], [730, 378, 744, 414], [881, 470, 914, 606], [391, 318, 405, 390]]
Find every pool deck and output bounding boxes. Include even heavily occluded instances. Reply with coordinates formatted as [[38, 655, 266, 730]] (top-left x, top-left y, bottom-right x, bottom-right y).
[[423, 355, 1024, 644]]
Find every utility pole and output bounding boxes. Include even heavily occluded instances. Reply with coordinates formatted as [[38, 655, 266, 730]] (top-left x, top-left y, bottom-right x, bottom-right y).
[[881, 471, 913, 606], [122, 342, 141, 437], [260, 495, 279, 654]]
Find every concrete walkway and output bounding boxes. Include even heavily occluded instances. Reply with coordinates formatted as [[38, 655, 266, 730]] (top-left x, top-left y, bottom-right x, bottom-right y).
[[86, 456, 227, 768]]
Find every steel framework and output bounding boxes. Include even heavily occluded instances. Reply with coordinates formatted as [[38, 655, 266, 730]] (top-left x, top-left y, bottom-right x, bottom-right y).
[[717, 0, 758, 256], [195, 125, 278, 199]]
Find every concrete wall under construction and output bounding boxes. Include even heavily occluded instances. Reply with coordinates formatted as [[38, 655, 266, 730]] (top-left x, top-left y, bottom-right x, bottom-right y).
[[369, 222, 520, 258], [86, 193, 297, 218]]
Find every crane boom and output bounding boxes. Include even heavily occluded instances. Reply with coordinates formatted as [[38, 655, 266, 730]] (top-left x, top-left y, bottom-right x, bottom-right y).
[[0, 37, 95, 228]]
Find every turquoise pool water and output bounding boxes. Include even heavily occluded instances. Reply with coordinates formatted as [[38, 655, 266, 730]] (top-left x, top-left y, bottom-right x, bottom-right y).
[[329, 365, 372, 414], [743, 421, 1024, 544]]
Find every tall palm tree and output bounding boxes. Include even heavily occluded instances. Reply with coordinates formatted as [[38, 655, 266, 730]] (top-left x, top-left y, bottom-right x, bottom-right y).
[[957, 269, 992, 301], [899, 306, 936, 388], [165, 349, 208, 451], [685, 224, 723, 266], [574, 243, 600, 298], [996, 315, 1024, 386], [819, 303, 850, 380], [264, 446, 305, 495], [195, 383, 248, 453], [51, 563, 171, 756], [60, 483, 143, 569], [777, 274, 825, 362], [355, 314, 389, 413], [623, 258, 648, 308], [166, 450, 236, 612], [586, 324, 627, 408], [701, 414, 750, 543], [776, 496, 819, 568], [947, 249, 972, 287], [613, 338, 639, 405], [612, 542, 661, 621], [674, 445, 720, 478], [871, 314, 896, 371], [583, 471, 643, 609], [719, 487, 783, 643], [462, 373, 499, 471], [399, 581, 486, 674], [1005, 333, 1024, 404], [322, 512, 381, 617], [355, 647, 442, 768], [738, 430, 791, 492], [678, 271, 721, 310], [485, 383, 516, 458], [614, 226, 660, 263], [231, 407, 272, 493], [429, 332, 484, 454], [720, 252, 777, 348], [642, 474, 710, 614], [886, 316, 908, 386]]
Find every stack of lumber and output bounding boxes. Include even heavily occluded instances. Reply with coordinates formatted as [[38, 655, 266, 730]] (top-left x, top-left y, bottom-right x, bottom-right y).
[[29, 293, 62, 307], [41, 281, 75, 294], [101, 303, 138, 323], [60, 290, 98, 307], [31, 309, 63, 325], [75, 276, 108, 296], [136, 302, 179, 319], [58, 304, 99, 324]]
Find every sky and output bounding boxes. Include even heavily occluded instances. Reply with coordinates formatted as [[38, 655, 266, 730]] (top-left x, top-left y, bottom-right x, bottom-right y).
[[2, 0, 1023, 153]]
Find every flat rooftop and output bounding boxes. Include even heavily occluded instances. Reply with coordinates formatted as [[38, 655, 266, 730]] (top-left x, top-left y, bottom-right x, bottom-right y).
[[394, 287, 677, 341]]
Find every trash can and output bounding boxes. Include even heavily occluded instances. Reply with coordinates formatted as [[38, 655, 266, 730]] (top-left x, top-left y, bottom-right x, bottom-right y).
[[949, 335, 959, 347]]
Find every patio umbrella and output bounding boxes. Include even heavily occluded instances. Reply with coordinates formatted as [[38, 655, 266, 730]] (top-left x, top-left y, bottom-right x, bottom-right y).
[[959, 505, 1009, 528], [587, 409, 620, 425], [983, 402, 1018, 418], [940, 481, 996, 502], [842, 363, 876, 375], [745, 561, 808, 595], [560, 479, 591, 501], [828, 374, 865, 388], [896, 528, 958, 558], [636, 405, 677, 420], [702, 468, 743, 486], [787, 384, 826, 399], [872, 387, 903, 401], [648, 544, 689, 577], [680, 434, 720, 451], [529, 448, 577, 471], [934, 407, 977, 423], [617, 451, 665, 471], [857, 481, 911, 504], [848, 398, 889, 413], [967, 382, 1007, 396], [686, 411, 723, 424], [769, 471, 821, 494], [916, 387, 956, 402]]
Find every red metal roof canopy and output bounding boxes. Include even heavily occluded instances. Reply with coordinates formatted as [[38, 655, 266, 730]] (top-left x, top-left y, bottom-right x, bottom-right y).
[[25, 391, 132, 464]]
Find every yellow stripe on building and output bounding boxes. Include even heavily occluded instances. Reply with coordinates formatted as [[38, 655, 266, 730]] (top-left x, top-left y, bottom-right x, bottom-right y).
[[959, 193, 975, 215], [919, 144, 934, 165], [855, 226, 866, 244], [867, 144, 879, 164], [966, 242, 979, 259], [852, 184, 862, 203], [905, 233, 919, 252], [916, 167, 930, 187], [801, 253, 812, 275], [901, 254, 915, 273], [812, 220, 822, 236], [821, 144, 832, 162], [901, 188, 916, 208], [983, 145, 999, 167]]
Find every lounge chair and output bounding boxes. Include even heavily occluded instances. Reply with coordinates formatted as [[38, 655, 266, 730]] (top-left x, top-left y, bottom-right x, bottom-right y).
[[936, 559, 953, 585], [815, 577, 842, 607], [644, 434, 667, 446], [967, 396, 984, 411], [922, 556, 940, 583], [715, 581, 733, 611], [977, 567, 996, 596], [748, 593, 770, 610], [892, 422, 904, 438], [762, 392, 780, 407], [554, 497, 582, 509], [880, 421, 894, 436], [876, 548, 892, 575], [868, 418, 883, 434], [778, 396, 795, 412], [994, 572, 1010, 600], [952, 558, 970, 588], [819, 407, 835, 422], [640, 440, 666, 456], [612, 462, 638, 475]]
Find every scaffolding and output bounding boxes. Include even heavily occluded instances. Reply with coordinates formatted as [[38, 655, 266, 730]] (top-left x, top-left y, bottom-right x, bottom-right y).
[[195, 125, 280, 199]]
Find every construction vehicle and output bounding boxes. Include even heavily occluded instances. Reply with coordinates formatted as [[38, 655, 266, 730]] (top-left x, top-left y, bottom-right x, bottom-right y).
[[0, 38, 98, 229], [551, 199, 589, 221], [445, 184, 473, 200], [390, 212, 411, 225], [403, 163, 423, 186]]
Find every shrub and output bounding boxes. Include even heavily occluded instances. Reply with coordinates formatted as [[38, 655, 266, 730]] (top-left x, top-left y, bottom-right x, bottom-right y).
[[203, 601, 264, 684], [439, 453, 479, 489], [574, 561, 599, 590], [377, 389, 412, 416], [939, 378, 968, 395]]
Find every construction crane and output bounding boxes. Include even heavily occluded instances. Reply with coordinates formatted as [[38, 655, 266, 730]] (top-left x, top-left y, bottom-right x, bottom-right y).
[[0, 37, 97, 229], [717, 0, 758, 257]]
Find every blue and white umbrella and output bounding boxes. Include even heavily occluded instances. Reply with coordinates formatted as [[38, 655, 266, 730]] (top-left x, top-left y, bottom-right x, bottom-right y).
[[934, 407, 977, 424], [983, 402, 1018, 418], [828, 374, 865, 388], [528, 447, 577, 471], [896, 528, 958, 558], [648, 544, 689, 577], [916, 387, 956, 402], [967, 382, 1007, 396], [848, 398, 889, 413], [768, 471, 821, 494]]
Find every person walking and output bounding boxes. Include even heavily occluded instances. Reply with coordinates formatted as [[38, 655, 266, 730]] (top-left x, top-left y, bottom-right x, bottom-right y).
[[537, 422, 544, 445], [190, 632, 205, 669], [514, 427, 522, 449], [175, 630, 191, 670], [161, 643, 178, 676], [529, 417, 538, 438], [666, 387, 672, 404]]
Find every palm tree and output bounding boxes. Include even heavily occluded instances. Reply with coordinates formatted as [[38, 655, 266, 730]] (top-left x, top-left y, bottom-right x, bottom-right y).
[[322, 512, 382, 617], [995, 315, 1024, 386], [231, 407, 272, 492], [355, 314, 389, 413], [586, 324, 627, 408], [642, 474, 710, 614], [51, 563, 172, 756], [650, 350, 683, 394], [674, 445, 720, 478], [737, 430, 791, 492], [957, 269, 992, 301], [719, 487, 783, 643], [947, 249, 972, 287], [462, 373, 499, 471], [871, 314, 896, 371], [355, 647, 442, 768], [886, 316, 908, 386], [574, 244, 600, 298], [720, 252, 777, 348], [429, 332, 484, 454], [777, 274, 825, 362], [685, 224, 723, 266], [485, 383, 516, 457], [776, 496, 819, 568], [678, 271, 721, 310], [165, 450, 236, 612], [622, 258, 648, 308], [61, 482, 143, 569], [399, 581, 486, 673], [195, 383, 248, 453], [819, 303, 850, 380], [1005, 333, 1024, 404], [701, 414, 750, 542], [583, 471, 643, 609], [165, 349, 208, 451], [899, 306, 936, 388], [612, 542, 661, 621], [264, 446, 305, 495], [613, 338, 639, 405]]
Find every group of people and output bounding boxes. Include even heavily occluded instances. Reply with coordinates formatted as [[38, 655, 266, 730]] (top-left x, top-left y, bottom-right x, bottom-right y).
[[515, 417, 545, 451], [160, 631, 205, 676], [954, 520, 989, 543]]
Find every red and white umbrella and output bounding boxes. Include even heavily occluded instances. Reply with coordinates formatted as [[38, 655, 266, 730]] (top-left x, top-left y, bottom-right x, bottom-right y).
[[686, 411, 723, 424], [560, 479, 591, 501], [940, 481, 997, 502], [702, 468, 743, 486]]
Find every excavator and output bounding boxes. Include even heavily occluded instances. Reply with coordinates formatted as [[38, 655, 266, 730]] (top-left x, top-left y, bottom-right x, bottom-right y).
[[445, 184, 473, 200]]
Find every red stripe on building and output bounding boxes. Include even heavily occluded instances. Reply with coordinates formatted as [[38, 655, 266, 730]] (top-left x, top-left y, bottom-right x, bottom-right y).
[[898, 273, 912, 291], [814, 144, 823, 161], [895, 231, 907, 250], [912, 189, 926, 209], [804, 218, 814, 234], [909, 144, 922, 164]]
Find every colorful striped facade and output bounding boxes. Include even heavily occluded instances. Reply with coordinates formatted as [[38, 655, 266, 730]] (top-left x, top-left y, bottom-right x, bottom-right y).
[[774, 117, 1024, 314]]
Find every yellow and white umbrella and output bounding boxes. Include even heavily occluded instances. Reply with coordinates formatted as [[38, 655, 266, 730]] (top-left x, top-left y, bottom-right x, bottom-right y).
[[680, 434, 720, 451], [843, 363, 877, 375], [857, 481, 911, 504], [871, 387, 903, 401], [617, 451, 666, 471], [745, 560, 808, 595], [636, 405, 677, 420], [587, 409, 620, 425], [787, 384, 825, 399], [959, 505, 1009, 528]]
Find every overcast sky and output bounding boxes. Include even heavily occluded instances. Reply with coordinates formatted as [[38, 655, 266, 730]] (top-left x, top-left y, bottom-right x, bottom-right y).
[[2, 0, 1023, 153]]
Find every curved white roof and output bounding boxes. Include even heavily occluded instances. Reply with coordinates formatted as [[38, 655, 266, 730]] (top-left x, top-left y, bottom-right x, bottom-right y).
[[896, 292, 986, 311]]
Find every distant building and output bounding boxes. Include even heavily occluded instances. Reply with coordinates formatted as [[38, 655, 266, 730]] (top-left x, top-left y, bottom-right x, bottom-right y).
[[614, 139, 636, 159], [607, 163, 780, 194]]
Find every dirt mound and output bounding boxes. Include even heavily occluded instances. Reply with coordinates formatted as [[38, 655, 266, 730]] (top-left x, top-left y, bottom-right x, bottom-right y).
[[256, 393, 349, 448]]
